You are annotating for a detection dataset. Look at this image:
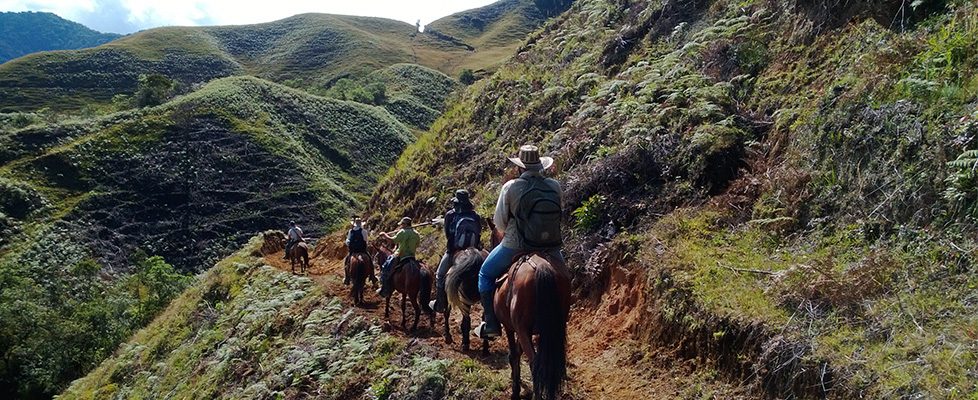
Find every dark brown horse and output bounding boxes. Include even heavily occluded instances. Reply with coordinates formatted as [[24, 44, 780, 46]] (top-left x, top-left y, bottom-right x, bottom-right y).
[[374, 245, 435, 331], [283, 239, 310, 275], [489, 224, 572, 400], [443, 247, 490, 354], [348, 252, 372, 306]]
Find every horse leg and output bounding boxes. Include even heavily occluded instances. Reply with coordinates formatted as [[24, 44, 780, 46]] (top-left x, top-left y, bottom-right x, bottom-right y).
[[482, 336, 490, 358], [401, 293, 408, 330], [443, 306, 453, 345], [507, 329, 521, 400], [411, 294, 421, 332], [517, 327, 536, 367], [461, 313, 471, 351], [385, 295, 391, 320]]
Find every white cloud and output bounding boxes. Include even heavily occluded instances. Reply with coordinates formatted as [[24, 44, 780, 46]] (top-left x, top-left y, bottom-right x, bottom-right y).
[[0, 0, 499, 33]]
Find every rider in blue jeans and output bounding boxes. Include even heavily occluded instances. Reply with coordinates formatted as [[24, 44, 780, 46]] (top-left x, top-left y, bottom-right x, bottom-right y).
[[474, 145, 564, 339]]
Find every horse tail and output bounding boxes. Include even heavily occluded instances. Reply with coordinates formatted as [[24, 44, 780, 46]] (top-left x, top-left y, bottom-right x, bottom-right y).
[[532, 264, 567, 400], [446, 249, 484, 309], [351, 255, 365, 297], [419, 266, 434, 314]]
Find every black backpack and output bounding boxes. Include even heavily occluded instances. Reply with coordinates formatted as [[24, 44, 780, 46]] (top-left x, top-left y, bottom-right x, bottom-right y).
[[453, 211, 481, 250], [514, 176, 563, 249], [347, 229, 367, 252]]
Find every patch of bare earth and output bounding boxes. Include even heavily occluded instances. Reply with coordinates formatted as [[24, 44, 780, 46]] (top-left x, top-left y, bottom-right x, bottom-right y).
[[264, 237, 750, 399]]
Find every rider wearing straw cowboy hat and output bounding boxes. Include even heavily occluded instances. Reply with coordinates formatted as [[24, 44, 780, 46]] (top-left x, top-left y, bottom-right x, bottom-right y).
[[474, 145, 565, 339]]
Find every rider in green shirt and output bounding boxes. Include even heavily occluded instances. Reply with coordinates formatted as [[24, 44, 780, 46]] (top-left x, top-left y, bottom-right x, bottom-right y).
[[377, 217, 421, 296]]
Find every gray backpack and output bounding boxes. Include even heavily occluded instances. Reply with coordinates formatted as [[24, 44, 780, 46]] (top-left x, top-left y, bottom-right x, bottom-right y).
[[514, 176, 562, 249]]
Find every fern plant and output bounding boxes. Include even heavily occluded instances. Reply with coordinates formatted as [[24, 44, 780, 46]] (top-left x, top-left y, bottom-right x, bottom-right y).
[[945, 149, 978, 217]]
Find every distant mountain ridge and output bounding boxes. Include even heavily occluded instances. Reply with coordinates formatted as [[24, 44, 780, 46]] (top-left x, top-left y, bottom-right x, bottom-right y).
[[0, 11, 121, 64], [0, 3, 551, 114]]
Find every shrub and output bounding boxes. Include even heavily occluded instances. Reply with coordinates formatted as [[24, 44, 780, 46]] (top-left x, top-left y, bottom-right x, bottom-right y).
[[572, 194, 607, 233], [134, 74, 176, 108], [459, 69, 476, 85]]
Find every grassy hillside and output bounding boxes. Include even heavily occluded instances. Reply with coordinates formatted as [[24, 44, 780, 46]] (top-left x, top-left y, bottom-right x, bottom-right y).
[[59, 235, 506, 399], [0, 76, 412, 398], [0, 12, 121, 64], [0, 6, 542, 114], [368, 0, 978, 397]]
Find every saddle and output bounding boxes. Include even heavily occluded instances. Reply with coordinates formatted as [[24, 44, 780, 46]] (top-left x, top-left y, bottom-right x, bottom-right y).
[[494, 251, 565, 288], [391, 256, 418, 273]]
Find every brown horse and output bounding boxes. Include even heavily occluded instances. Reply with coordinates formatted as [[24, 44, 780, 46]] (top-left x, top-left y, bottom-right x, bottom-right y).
[[283, 239, 310, 275], [443, 247, 490, 354], [348, 252, 372, 306], [374, 245, 435, 331], [489, 224, 572, 400]]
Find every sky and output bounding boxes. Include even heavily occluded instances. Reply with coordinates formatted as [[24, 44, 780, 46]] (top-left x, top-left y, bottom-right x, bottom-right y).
[[0, 0, 499, 34]]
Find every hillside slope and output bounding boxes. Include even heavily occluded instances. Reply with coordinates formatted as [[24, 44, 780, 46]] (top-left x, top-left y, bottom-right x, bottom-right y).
[[58, 235, 512, 400], [368, 0, 978, 397], [0, 4, 544, 114], [0, 76, 412, 398], [0, 12, 121, 63]]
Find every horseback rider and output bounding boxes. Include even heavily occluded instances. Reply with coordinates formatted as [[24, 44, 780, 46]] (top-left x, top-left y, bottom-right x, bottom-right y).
[[284, 220, 304, 260], [474, 145, 564, 339], [344, 215, 378, 286], [376, 217, 422, 297], [429, 189, 484, 312]]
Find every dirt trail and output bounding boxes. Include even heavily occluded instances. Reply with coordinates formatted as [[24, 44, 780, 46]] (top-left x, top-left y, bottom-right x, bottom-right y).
[[265, 244, 738, 399]]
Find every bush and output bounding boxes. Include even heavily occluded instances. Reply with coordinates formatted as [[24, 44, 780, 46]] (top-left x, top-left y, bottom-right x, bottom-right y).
[[572, 194, 607, 232], [134, 74, 176, 108], [459, 69, 476, 85]]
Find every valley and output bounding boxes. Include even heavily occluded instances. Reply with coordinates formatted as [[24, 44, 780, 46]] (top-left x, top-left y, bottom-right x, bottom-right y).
[[2, 0, 978, 398]]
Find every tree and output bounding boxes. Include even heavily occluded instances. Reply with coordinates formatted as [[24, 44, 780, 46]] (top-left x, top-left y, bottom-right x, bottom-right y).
[[134, 74, 176, 107]]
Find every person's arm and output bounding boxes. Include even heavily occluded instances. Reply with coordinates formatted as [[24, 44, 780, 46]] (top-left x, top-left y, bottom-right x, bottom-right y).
[[344, 230, 351, 246], [494, 181, 513, 231], [361, 227, 369, 242]]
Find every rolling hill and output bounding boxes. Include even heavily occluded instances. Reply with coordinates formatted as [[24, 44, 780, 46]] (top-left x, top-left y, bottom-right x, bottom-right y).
[[0, 76, 414, 398], [0, 3, 551, 114], [0, 12, 121, 64]]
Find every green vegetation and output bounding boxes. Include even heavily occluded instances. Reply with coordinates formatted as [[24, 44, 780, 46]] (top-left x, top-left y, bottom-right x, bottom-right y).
[[59, 236, 508, 399], [0, 75, 412, 398], [369, 0, 978, 397], [0, 12, 120, 63], [0, 7, 547, 115]]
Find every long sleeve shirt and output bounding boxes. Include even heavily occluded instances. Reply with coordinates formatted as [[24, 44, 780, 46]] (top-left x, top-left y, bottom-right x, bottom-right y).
[[493, 170, 562, 249]]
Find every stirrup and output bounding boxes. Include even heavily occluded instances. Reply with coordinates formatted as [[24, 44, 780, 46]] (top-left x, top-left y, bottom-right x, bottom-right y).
[[473, 322, 499, 340]]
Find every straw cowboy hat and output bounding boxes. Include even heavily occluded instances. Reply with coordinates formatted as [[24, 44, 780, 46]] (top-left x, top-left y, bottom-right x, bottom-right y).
[[399, 217, 413, 227], [508, 145, 554, 171]]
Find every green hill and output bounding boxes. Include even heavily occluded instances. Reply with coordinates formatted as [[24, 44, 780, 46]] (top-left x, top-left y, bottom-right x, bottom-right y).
[[0, 76, 412, 398], [0, 12, 121, 64], [424, 0, 564, 74], [0, 7, 541, 114], [366, 0, 978, 397], [58, 237, 506, 399]]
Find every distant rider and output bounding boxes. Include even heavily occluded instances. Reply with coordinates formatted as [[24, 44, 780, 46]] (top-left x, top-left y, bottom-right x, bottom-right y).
[[474, 145, 564, 339], [376, 217, 421, 297], [430, 189, 483, 312], [344, 216, 378, 286], [284, 220, 304, 259]]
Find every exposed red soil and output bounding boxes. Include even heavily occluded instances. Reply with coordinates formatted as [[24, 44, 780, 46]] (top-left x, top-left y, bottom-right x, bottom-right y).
[[264, 238, 748, 399]]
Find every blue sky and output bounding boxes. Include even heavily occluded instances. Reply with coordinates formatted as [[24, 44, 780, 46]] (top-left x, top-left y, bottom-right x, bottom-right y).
[[0, 0, 498, 34]]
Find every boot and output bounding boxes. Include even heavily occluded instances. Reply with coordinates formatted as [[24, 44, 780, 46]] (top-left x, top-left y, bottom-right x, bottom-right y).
[[429, 286, 447, 313], [473, 291, 501, 339]]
